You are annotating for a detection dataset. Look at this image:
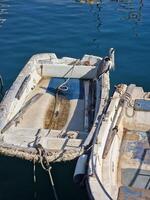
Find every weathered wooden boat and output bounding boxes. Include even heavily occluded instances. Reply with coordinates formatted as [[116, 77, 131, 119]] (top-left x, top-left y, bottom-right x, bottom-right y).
[[0, 50, 114, 163], [84, 84, 150, 199]]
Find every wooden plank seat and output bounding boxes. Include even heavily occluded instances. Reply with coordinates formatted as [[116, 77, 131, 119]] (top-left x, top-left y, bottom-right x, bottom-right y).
[[1, 128, 85, 150]]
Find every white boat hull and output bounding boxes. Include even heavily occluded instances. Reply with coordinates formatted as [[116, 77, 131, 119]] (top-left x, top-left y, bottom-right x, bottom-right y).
[[0, 52, 111, 163], [87, 84, 150, 200]]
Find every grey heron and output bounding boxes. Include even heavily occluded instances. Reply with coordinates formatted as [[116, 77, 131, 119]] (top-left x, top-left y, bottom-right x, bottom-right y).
[[97, 48, 115, 79]]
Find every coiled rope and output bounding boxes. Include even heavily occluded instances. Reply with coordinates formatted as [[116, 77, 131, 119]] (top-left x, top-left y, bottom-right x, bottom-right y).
[[122, 92, 135, 118], [57, 59, 79, 92]]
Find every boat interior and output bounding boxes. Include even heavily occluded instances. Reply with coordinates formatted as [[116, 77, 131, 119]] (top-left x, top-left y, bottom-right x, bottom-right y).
[[117, 85, 150, 199], [17, 77, 94, 134]]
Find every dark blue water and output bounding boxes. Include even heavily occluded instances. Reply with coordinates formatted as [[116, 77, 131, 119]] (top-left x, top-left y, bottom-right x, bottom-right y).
[[0, 0, 149, 199]]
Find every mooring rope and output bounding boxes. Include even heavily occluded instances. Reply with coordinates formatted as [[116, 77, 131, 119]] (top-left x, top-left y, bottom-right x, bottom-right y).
[[33, 158, 37, 199], [57, 59, 79, 92], [121, 91, 135, 118], [35, 145, 59, 200], [33, 158, 37, 183]]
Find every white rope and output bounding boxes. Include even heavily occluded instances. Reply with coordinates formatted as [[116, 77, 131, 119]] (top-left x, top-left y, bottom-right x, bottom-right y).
[[48, 167, 58, 200], [33, 158, 37, 199], [57, 59, 79, 92], [33, 158, 36, 183], [36, 146, 59, 200]]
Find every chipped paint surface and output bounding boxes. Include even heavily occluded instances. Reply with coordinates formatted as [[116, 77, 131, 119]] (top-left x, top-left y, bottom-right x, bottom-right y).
[[118, 186, 150, 200], [120, 130, 150, 189], [121, 168, 150, 188], [134, 99, 150, 112], [87, 84, 150, 200], [121, 131, 150, 164]]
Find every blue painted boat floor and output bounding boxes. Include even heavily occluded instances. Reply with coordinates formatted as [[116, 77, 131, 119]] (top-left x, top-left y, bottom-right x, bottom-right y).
[[119, 130, 150, 189], [46, 77, 84, 100], [118, 186, 150, 200]]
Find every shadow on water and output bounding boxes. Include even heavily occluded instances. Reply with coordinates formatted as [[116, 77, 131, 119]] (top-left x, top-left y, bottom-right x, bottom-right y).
[[0, 156, 88, 200]]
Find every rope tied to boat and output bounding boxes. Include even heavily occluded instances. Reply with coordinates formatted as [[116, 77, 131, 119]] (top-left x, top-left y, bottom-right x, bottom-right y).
[[57, 59, 79, 92], [121, 91, 135, 117], [35, 144, 59, 200], [33, 157, 37, 199]]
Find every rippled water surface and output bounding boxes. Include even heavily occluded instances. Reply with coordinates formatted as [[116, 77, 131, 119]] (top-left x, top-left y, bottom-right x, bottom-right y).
[[0, 0, 149, 199]]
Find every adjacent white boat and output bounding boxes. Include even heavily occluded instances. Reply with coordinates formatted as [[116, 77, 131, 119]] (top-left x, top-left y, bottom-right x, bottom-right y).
[[0, 50, 114, 162], [86, 84, 150, 199]]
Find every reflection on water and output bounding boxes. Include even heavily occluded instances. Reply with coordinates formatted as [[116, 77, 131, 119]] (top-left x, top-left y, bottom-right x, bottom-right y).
[[79, 0, 144, 25], [111, 0, 143, 36], [88, 2, 102, 48], [113, 0, 143, 22], [0, 0, 9, 28], [89, 2, 102, 31], [75, 0, 103, 48], [76, 0, 143, 38]]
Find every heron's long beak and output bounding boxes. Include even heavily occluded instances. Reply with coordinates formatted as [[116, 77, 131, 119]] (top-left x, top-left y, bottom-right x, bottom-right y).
[[109, 48, 115, 70]]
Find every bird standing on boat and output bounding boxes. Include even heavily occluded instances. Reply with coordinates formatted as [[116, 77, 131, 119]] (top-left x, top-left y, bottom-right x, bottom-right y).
[[97, 48, 115, 78]]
